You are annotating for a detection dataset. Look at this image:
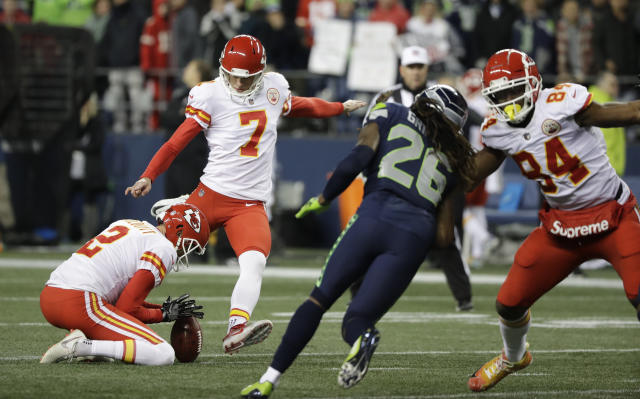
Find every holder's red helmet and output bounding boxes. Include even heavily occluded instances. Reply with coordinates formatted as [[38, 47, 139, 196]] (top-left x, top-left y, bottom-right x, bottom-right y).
[[219, 35, 266, 98], [481, 49, 541, 123], [162, 203, 210, 269]]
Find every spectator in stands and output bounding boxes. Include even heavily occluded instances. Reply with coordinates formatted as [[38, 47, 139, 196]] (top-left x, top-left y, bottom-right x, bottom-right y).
[[252, 5, 307, 70], [589, 71, 626, 176], [169, 0, 201, 78], [402, 0, 465, 74], [0, 0, 31, 25], [140, 0, 171, 131], [588, 0, 610, 24], [556, 0, 594, 83], [592, 0, 640, 94], [472, 0, 518, 67], [67, 93, 110, 242], [100, 0, 148, 133], [368, 0, 410, 34], [295, 0, 336, 48], [84, 0, 112, 43], [200, 0, 242, 70], [160, 59, 211, 199], [511, 0, 555, 75], [467, 48, 640, 392]]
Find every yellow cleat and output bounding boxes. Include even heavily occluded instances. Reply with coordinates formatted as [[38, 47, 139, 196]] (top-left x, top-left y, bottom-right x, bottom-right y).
[[467, 345, 532, 392]]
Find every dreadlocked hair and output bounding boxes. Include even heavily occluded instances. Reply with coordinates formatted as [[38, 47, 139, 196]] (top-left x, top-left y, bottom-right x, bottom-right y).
[[411, 96, 475, 189]]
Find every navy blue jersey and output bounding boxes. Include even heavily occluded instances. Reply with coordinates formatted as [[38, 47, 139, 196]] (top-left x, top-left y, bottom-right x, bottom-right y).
[[362, 102, 457, 214]]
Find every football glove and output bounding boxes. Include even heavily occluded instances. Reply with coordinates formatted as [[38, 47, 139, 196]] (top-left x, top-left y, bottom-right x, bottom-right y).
[[295, 196, 329, 219], [161, 294, 204, 322]]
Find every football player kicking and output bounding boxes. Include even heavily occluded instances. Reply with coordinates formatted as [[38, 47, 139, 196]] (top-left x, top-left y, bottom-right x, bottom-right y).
[[125, 34, 367, 355], [241, 85, 475, 398], [39, 204, 209, 365], [466, 49, 640, 391]]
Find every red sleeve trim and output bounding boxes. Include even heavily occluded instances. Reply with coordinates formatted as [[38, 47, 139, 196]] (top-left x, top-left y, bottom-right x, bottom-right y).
[[186, 105, 211, 125], [140, 118, 202, 181], [287, 96, 344, 118], [580, 93, 593, 112]]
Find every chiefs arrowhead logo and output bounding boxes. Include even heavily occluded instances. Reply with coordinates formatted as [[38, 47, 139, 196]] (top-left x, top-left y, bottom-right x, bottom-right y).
[[183, 209, 201, 233]]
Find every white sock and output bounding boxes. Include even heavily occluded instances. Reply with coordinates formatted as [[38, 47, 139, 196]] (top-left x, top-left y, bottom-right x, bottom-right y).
[[74, 339, 121, 359], [499, 310, 531, 363], [228, 250, 266, 332], [260, 366, 282, 386], [75, 339, 174, 365]]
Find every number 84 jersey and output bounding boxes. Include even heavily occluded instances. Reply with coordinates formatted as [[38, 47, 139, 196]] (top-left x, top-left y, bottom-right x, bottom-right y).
[[481, 83, 626, 211], [185, 72, 293, 203]]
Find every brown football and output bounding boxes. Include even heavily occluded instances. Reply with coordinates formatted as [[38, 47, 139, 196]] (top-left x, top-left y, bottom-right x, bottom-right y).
[[170, 316, 202, 363]]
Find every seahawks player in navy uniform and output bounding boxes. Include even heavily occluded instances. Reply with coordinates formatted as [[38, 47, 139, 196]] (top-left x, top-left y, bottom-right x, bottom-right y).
[[241, 85, 475, 398]]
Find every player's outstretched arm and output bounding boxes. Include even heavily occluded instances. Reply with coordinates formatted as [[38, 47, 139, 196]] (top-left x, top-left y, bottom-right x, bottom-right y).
[[575, 100, 640, 128], [125, 177, 152, 198], [467, 147, 506, 192], [342, 99, 367, 116]]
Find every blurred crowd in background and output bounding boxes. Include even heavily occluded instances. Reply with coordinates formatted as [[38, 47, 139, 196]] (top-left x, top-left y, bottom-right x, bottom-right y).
[[1, 0, 639, 134], [0, 0, 639, 253]]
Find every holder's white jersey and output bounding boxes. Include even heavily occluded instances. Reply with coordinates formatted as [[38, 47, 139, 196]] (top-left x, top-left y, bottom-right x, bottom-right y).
[[185, 72, 293, 202], [481, 83, 628, 210], [46, 220, 177, 304]]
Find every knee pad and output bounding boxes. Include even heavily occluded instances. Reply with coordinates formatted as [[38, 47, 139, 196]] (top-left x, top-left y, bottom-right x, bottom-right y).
[[496, 300, 529, 322]]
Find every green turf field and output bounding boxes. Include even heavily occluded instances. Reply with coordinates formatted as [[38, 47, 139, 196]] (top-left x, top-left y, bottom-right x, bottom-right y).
[[0, 249, 638, 398]]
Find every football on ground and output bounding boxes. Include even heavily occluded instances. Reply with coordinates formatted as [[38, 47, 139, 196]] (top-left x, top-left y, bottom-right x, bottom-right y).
[[170, 316, 203, 363]]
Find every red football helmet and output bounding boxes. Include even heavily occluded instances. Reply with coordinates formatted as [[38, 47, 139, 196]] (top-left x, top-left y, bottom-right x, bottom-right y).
[[481, 49, 542, 123], [162, 203, 210, 269], [219, 34, 266, 98]]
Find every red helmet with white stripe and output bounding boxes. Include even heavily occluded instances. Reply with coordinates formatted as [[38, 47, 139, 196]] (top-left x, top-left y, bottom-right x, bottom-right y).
[[162, 203, 210, 269], [219, 35, 266, 98], [481, 49, 542, 123]]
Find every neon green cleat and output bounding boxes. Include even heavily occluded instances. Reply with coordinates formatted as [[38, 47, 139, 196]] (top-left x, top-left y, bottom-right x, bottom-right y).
[[240, 381, 273, 398], [467, 344, 532, 392], [338, 328, 380, 389]]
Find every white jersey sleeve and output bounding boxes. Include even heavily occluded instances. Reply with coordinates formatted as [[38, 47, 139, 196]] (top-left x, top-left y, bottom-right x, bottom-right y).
[[186, 82, 215, 128]]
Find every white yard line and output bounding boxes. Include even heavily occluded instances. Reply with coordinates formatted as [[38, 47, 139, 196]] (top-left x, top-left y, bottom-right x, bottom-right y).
[[0, 259, 623, 289], [4, 347, 640, 362]]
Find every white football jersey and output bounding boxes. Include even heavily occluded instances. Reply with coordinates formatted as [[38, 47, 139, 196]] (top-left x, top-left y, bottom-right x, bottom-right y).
[[481, 83, 628, 210], [46, 220, 177, 304], [185, 72, 293, 202]]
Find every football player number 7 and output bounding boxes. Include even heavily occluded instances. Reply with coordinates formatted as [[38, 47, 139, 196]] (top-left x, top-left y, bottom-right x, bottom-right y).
[[77, 226, 129, 258], [239, 110, 267, 157]]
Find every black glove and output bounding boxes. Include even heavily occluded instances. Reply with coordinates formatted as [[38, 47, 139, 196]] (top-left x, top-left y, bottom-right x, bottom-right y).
[[161, 293, 204, 322]]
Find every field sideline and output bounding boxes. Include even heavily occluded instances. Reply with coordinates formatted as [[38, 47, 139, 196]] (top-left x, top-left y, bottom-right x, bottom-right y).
[[0, 249, 638, 398]]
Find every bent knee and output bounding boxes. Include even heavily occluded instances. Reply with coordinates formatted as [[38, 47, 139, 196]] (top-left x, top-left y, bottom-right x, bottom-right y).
[[151, 342, 175, 366], [496, 300, 529, 322]]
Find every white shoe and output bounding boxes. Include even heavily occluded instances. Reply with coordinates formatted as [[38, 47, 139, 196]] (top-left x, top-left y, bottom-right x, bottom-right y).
[[150, 194, 189, 222], [40, 329, 86, 363], [222, 320, 273, 355]]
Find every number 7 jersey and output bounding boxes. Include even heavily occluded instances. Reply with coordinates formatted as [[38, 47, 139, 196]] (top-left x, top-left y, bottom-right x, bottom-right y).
[[481, 83, 629, 210], [185, 72, 293, 202]]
